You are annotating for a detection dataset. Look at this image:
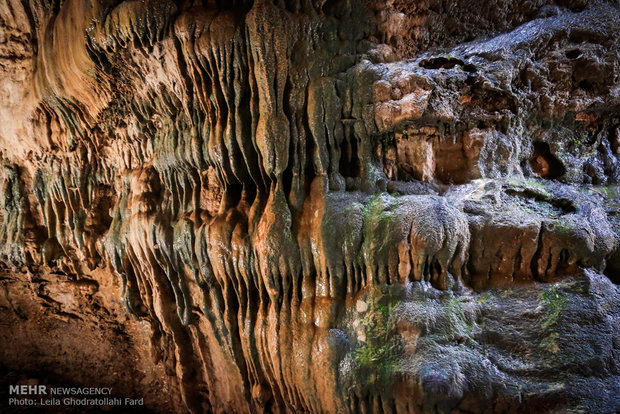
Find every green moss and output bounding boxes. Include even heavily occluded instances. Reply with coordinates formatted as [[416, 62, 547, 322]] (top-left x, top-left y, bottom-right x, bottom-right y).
[[553, 219, 574, 235], [362, 193, 396, 250], [363, 193, 394, 222], [597, 185, 619, 198], [540, 332, 560, 352], [353, 289, 400, 388], [354, 342, 397, 373], [541, 286, 567, 329], [540, 286, 566, 352], [476, 292, 492, 304], [465, 338, 478, 349], [447, 297, 466, 321], [506, 177, 553, 202], [445, 297, 477, 336], [524, 180, 555, 201], [570, 131, 589, 146], [525, 178, 548, 190]]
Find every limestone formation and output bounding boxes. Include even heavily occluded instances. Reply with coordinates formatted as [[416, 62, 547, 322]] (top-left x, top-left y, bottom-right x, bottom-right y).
[[0, 0, 618, 413]]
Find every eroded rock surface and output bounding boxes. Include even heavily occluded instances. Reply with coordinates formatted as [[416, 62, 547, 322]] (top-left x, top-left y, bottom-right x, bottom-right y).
[[0, 0, 618, 413]]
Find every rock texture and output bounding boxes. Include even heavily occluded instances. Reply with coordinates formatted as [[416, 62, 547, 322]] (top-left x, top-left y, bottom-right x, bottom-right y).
[[0, 0, 619, 413]]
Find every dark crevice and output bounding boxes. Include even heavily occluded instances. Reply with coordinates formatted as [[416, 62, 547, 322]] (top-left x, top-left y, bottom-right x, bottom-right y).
[[339, 137, 360, 178], [529, 142, 565, 179], [604, 252, 620, 285], [224, 183, 244, 209], [419, 57, 476, 72], [531, 226, 545, 281], [577, 79, 595, 93], [565, 49, 582, 59], [504, 188, 577, 214]]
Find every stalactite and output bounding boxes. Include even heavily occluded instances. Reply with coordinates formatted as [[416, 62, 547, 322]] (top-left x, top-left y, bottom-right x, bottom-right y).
[[0, 0, 619, 413]]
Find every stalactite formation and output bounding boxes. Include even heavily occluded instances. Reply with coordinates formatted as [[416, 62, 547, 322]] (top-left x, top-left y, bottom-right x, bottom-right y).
[[0, 0, 618, 412]]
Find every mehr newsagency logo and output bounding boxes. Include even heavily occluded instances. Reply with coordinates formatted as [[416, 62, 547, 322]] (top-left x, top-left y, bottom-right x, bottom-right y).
[[8, 384, 143, 408]]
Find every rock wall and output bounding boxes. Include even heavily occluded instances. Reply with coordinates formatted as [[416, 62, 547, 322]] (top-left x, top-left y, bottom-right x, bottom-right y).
[[0, 0, 618, 412]]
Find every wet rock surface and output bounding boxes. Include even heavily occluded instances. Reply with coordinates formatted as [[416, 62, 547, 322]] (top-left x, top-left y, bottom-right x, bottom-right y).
[[0, 0, 618, 413]]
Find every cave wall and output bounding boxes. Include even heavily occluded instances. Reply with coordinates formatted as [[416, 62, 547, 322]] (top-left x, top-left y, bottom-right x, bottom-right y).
[[0, 0, 619, 413]]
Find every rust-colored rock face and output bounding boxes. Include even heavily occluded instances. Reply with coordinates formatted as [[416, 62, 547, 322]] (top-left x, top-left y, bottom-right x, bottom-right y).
[[0, 0, 619, 413]]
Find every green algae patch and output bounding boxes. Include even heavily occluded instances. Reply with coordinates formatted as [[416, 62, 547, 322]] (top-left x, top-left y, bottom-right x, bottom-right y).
[[541, 286, 568, 329], [539, 286, 568, 352], [351, 286, 402, 390]]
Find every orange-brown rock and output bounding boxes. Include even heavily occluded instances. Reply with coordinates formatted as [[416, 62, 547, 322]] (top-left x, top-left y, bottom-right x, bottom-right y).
[[0, 0, 619, 413]]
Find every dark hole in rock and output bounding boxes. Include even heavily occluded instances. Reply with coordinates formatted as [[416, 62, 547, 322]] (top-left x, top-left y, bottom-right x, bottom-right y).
[[389, 35, 400, 49], [604, 269, 619, 285], [578, 79, 595, 92], [477, 120, 489, 129], [505, 188, 577, 215], [584, 132, 598, 147], [569, 28, 605, 43], [552, 198, 578, 213], [226, 183, 244, 208], [529, 142, 565, 179], [89, 185, 115, 235], [339, 138, 360, 177], [432, 260, 442, 279], [604, 251, 620, 285], [462, 64, 477, 73], [419, 57, 476, 72], [565, 49, 582, 59]]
